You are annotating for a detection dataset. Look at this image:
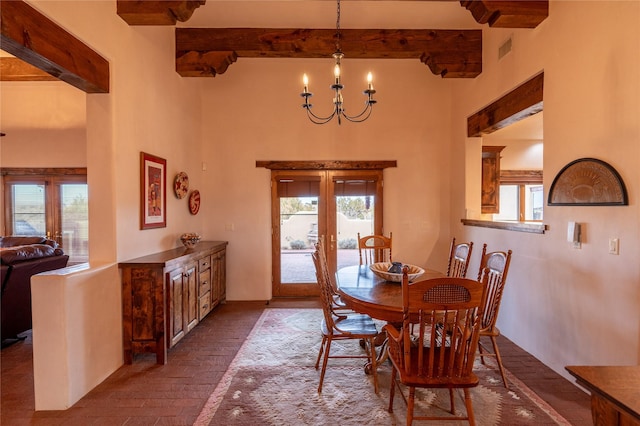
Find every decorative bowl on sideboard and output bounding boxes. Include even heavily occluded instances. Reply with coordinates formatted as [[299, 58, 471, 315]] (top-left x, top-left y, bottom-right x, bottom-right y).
[[180, 233, 201, 249]]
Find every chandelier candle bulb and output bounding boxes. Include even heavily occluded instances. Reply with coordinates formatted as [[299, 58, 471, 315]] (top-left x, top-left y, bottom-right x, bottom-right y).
[[367, 72, 373, 90], [303, 74, 308, 93]]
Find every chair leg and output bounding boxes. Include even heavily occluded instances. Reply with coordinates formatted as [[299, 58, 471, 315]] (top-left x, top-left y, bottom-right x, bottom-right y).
[[407, 386, 416, 426], [388, 367, 397, 413], [318, 337, 332, 393], [449, 388, 456, 414], [315, 336, 327, 370], [490, 335, 509, 389], [463, 388, 476, 426], [367, 336, 379, 393], [478, 338, 486, 365]]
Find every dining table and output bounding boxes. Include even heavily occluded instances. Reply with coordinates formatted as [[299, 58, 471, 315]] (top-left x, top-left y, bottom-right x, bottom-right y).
[[335, 264, 444, 371], [336, 264, 444, 323]]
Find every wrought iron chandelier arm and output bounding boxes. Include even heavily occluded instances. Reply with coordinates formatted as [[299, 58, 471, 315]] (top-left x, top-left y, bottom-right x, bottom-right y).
[[340, 104, 374, 123], [305, 107, 338, 125], [300, 90, 341, 124]]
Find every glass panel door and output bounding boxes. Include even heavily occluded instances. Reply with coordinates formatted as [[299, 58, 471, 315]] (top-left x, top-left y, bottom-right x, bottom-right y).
[[271, 169, 384, 297], [10, 183, 46, 235], [4, 173, 88, 264], [329, 171, 384, 274], [59, 183, 89, 264], [272, 171, 326, 297]]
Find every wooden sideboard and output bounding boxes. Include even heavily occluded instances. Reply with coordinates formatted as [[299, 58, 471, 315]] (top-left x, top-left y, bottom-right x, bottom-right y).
[[119, 241, 228, 364], [566, 365, 640, 426]]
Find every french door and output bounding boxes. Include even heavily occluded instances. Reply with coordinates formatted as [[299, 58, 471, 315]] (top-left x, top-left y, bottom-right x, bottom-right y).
[[3, 171, 88, 264], [271, 169, 384, 297]]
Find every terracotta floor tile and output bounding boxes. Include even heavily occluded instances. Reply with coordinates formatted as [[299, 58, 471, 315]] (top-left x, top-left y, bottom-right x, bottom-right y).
[[1, 300, 590, 425]]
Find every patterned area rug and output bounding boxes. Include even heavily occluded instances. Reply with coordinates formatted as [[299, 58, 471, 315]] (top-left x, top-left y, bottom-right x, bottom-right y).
[[195, 309, 571, 426]]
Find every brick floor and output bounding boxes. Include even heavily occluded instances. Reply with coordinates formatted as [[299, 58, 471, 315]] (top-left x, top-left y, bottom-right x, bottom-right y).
[[0, 299, 591, 425]]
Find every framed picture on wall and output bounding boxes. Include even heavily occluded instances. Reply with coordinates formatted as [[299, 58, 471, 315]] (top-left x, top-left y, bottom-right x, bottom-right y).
[[140, 152, 167, 229]]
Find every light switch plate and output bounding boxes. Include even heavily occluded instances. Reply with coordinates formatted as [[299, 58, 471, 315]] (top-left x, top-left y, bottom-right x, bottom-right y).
[[609, 238, 619, 255]]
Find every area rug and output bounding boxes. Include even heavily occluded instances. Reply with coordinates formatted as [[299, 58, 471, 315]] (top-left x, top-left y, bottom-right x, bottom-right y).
[[194, 309, 571, 426]]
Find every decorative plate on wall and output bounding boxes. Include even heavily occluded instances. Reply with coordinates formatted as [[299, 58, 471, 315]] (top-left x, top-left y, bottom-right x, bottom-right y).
[[189, 190, 201, 215], [174, 172, 189, 199]]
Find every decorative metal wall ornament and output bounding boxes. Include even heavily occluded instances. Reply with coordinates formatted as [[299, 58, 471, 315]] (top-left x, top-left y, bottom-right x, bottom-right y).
[[548, 158, 628, 206]]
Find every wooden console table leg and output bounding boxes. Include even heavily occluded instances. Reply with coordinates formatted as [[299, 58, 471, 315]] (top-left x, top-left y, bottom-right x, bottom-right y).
[[156, 335, 167, 365]]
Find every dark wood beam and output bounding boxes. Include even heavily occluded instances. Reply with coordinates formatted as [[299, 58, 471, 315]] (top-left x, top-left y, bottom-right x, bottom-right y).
[[460, 0, 548, 28], [115, 0, 547, 30], [256, 160, 397, 170], [176, 28, 482, 78], [467, 71, 544, 137], [0, 57, 58, 81], [117, 0, 206, 25], [0, 1, 109, 93]]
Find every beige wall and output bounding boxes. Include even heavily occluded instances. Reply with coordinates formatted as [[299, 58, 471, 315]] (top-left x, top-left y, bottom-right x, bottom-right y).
[[451, 1, 640, 378], [0, 82, 87, 168], [201, 57, 455, 300], [1, 0, 638, 405], [6, 0, 207, 408]]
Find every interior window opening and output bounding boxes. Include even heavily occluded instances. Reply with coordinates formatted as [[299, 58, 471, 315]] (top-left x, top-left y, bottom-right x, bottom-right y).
[[2, 169, 89, 265]]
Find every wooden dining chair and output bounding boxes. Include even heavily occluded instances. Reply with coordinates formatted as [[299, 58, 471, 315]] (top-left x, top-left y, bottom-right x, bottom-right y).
[[357, 232, 392, 265], [312, 245, 379, 394], [315, 237, 352, 313], [446, 238, 474, 278], [384, 268, 488, 425], [476, 244, 513, 389]]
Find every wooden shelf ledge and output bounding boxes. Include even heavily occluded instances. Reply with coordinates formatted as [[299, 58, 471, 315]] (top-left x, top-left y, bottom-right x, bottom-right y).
[[461, 219, 547, 234]]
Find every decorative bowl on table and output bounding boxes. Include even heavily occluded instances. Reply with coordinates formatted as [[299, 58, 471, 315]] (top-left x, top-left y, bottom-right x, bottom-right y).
[[369, 262, 425, 283], [180, 233, 201, 249]]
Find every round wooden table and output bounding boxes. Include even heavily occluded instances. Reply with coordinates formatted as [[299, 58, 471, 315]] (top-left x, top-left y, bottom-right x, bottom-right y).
[[336, 264, 444, 323]]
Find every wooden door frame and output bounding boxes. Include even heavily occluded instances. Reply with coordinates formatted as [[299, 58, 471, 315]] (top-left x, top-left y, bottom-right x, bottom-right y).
[[261, 161, 396, 298], [2, 168, 87, 240], [270, 170, 326, 297]]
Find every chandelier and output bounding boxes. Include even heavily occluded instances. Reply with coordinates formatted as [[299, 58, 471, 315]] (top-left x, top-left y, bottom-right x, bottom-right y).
[[300, 0, 377, 125]]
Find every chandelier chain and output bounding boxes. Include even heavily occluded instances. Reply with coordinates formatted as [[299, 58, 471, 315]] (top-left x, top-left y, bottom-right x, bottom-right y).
[[335, 0, 341, 52]]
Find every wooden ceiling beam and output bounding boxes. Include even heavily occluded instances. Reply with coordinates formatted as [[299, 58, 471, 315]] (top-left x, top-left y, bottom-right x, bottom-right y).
[[117, 0, 206, 25], [0, 57, 58, 81], [0, 0, 109, 93], [114, 1, 547, 30], [175, 28, 482, 78], [467, 72, 544, 137], [460, 0, 548, 28]]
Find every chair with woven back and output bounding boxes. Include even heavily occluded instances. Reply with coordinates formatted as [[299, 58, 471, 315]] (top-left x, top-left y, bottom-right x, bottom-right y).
[[357, 232, 392, 265], [476, 244, 513, 389], [311, 243, 379, 394], [446, 238, 474, 278], [383, 267, 489, 425]]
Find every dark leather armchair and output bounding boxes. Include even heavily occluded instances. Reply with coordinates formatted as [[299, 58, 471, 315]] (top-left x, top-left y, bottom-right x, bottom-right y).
[[1, 236, 69, 344]]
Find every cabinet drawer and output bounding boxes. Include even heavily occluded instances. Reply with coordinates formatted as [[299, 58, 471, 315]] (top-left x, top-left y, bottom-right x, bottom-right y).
[[199, 292, 212, 319], [199, 269, 211, 294], [198, 255, 212, 271]]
